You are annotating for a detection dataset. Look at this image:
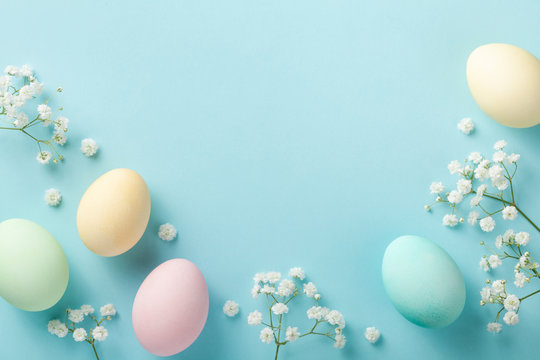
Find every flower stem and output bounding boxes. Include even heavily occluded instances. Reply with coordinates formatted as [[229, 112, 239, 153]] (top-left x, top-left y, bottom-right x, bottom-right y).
[[520, 289, 540, 302], [482, 194, 540, 233], [274, 344, 280, 360], [91, 342, 100, 360]]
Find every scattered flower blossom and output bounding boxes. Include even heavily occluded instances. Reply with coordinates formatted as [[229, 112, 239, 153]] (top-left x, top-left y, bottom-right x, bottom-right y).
[[158, 223, 177, 241], [364, 327, 381, 343], [223, 300, 240, 317], [81, 138, 98, 157], [457, 117, 474, 135]]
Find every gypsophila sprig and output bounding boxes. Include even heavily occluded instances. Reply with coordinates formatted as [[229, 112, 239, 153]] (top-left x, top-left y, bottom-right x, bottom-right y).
[[1, 65, 69, 164], [427, 139, 540, 334], [248, 267, 347, 359], [48, 304, 117, 359]]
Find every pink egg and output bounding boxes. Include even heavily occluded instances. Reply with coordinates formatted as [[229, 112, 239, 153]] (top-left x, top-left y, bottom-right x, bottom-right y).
[[132, 259, 209, 356]]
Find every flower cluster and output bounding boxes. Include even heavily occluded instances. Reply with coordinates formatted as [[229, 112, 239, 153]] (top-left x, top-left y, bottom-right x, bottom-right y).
[[426, 140, 533, 233], [48, 304, 117, 359], [427, 137, 540, 333], [248, 267, 346, 359], [1, 65, 69, 164]]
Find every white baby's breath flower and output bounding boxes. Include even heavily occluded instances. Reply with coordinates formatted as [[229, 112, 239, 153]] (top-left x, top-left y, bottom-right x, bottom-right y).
[[448, 160, 463, 175], [491, 280, 506, 296], [266, 272, 281, 284], [457, 117, 474, 135], [429, 182, 445, 194], [253, 273, 267, 283], [48, 320, 68, 338], [506, 153, 520, 164], [13, 112, 28, 128], [158, 223, 177, 241], [480, 257, 490, 272], [364, 327, 380, 344], [289, 267, 305, 280], [73, 328, 87, 342], [494, 140, 507, 150], [285, 326, 300, 342], [495, 235, 503, 249], [503, 311, 519, 326], [54, 116, 69, 132], [36, 151, 52, 164], [37, 104, 52, 121], [468, 211, 479, 226], [442, 214, 458, 227], [492, 151, 506, 163], [502, 206, 518, 221], [44, 188, 62, 206], [303, 282, 317, 297], [271, 303, 288, 315], [261, 285, 275, 294], [20, 65, 33, 77], [81, 138, 98, 157], [514, 272, 528, 288], [503, 294, 520, 311], [488, 255, 502, 269], [468, 152, 483, 164], [247, 310, 262, 326], [325, 310, 345, 329], [307, 306, 328, 321], [447, 190, 463, 204], [52, 131, 67, 145], [277, 279, 295, 297], [479, 217, 496, 232], [80, 305, 95, 315], [487, 322, 502, 333], [68, 309, 84, 323], [515, 232, 530, 246], [223, 300, 239, 317], [480, 286, 491, 303], [100, 304, 116, 317], [334, 334, 346, 349], [4, 65, 19, 76], [251, 284, 261, 299], [470, 195, 482, 207], [259, 327, 274, 344], [92, 326, 108, 341], [456, 179, 472, 194], [314, 294, 321, 301]]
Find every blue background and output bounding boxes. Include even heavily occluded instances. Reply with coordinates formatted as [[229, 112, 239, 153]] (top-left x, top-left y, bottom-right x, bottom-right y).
[[1, 1, 540, 359]]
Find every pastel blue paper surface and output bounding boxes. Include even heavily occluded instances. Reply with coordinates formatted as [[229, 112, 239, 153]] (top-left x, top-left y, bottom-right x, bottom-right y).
[[1, 1, 540, 359]]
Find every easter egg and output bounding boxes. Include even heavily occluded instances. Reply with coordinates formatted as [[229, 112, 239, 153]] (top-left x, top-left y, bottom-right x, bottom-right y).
[[466, 43, 540, 128], [132, 259, 209, 356], [382, 235, 465, 328], [77, 168, 151, 257], [0, 219, 69, 311]]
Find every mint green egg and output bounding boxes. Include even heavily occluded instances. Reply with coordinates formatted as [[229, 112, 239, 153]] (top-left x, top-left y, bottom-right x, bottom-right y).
[[382, 235, 466, 328], [0, 219, 69, 311]]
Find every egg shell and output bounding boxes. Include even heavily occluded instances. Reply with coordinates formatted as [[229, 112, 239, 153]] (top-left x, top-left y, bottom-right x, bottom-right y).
[[132, 259, 209, 356], [382, 235, 466, 328], [0, 219, 69, 311], [77, 168, 151, 257], [467, 43, 540, 128]]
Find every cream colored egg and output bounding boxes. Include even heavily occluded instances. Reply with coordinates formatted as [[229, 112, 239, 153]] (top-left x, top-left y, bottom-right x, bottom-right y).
[[466, 43, 540, 128], [77, 168, 151, 257]]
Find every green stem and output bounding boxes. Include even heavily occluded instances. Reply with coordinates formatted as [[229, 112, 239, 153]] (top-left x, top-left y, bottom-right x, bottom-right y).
[[274, 344, 280, 360], [91, 342, 100, 360], [520, 289, 540, 302], [482, 194, 540, 233]]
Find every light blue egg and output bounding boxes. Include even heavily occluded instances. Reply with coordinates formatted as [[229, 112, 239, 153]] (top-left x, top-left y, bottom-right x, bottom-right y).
[[382, 235, 466, 328]]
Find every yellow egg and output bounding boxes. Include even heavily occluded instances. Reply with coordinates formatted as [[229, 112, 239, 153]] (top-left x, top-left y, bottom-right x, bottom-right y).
[[77, 168, 151, 257], [466, 43, 540, 128]]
